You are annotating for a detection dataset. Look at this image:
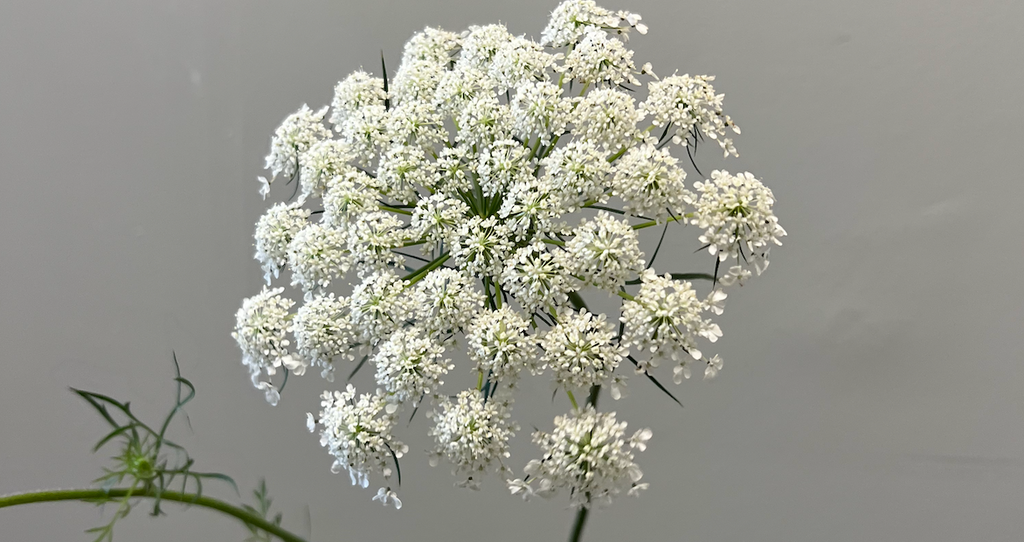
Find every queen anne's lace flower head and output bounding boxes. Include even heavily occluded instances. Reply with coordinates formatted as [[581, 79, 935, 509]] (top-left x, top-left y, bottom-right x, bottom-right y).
[[511, 81, 573, 146], [232, 287, 300, 405], [542, 308, 625, 390], [349, 270, 409, 344], [299, 140, 356, 199], [611, 143, 691, 221], [641, 74, 740, 157], [573, 88, 642, 151], [321, 171, 379, 231], [253, 203, 310, 284], [239, 0, 782, 509], [265, 105, 331, 182], [373, 327, 453, 405], [428, 390, 518, 488], [466, 307, 539, 386], [541, 0, 620, 47], [329, 71, 387, 127], [621, 270, 723, 374], [562, 211, 645, 291], [691, 170, 786, 268], [562, 27, 638, 86], [310, 385, 408, 488], [287, 224, 351, 296], [500, 241, 575, 315], [409, 268, 485, 337], [292, 293, 359, 381], [508, 407, 651, 507]]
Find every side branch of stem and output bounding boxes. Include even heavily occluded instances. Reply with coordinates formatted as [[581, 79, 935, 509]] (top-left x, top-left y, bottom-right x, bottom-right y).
[[0, 488, 308, 542]]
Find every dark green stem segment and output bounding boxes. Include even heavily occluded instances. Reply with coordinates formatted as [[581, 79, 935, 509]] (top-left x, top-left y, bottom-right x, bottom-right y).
[[564, 290, 602, 542], [0, 488, 308, 542], [568, 505, 590, 542]]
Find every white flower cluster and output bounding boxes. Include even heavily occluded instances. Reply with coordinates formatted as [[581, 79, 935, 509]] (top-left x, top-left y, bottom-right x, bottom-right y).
[[691, 170, 787, 271], [428, 390, 518, 488], [234, 0, 784, 509], [507, 407, 651, 508], [309, 385, 408, 490]]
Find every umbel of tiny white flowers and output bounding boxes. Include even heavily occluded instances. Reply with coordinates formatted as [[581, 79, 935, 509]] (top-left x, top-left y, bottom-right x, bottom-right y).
[[233, 0, 785, 510]]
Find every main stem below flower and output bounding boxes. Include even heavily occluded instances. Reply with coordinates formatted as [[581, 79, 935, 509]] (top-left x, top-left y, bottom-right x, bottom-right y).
[[0, 487, 308, 542], [565, 288, 601, 542]]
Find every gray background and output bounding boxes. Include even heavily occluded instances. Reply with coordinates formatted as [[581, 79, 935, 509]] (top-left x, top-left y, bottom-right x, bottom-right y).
[[2, 0, 1022, 541]]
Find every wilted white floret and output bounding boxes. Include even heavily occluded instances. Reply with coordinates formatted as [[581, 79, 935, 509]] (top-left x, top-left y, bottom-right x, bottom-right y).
[[641, 74, 740, 157], [428, 390, 518, 488], [621, 270, 722, 373], [253, 202, 310, 284], [287, 224, 351, 295], [372, 487, 403, 509], [311, 385, 408, 489], [508, 407, 650, 507], [373, 327, 453, 405], [573, 89, 642, 151], [292, 293, 359, 381], [541, 308, 625, 390], [466, 307, 539, 385], [299, 140, 355, 199], [232, 287, 298, 405], [691, 170, 786, 267], [409, 268, 485, 336], [611, 143, 691, 220], [265, 105, 331, 181], [562, 211, 644, 291], [511, 81, 573, 146], [562, 28, 638, 86]]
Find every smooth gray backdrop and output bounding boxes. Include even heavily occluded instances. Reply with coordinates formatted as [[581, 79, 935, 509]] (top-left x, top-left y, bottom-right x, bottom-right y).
[[2, 1, 1022, 541]]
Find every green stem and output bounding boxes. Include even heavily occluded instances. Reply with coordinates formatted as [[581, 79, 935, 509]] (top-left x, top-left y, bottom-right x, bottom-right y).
[[565, 389, 579, 410], [568, 505, 590, 542], [379, 204, 413, 216], [402, 252, 450, 286], [632, 213, 691, 230], [606, 146, 628, 163], [0, 488, 308, 542]]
